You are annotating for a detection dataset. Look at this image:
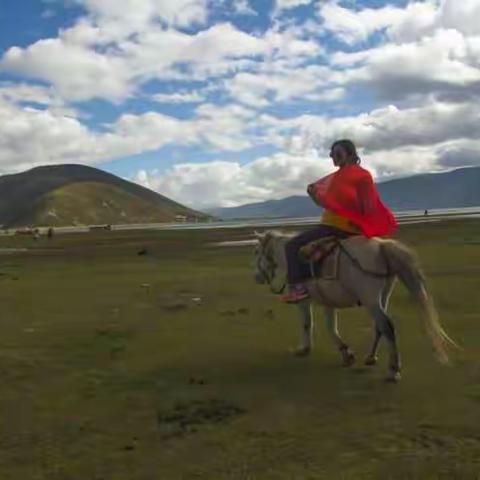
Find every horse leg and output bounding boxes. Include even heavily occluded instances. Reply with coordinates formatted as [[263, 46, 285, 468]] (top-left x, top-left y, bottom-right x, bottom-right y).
[[324, 307, 355, 367], [367, 303, 401, 382], [365, 327, 381, 366], [365, 278, 396, 366], [292, 300, 313, 356]]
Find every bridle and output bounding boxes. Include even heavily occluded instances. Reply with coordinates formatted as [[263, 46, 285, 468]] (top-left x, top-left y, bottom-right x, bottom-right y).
[[257, 236, 286, 295]]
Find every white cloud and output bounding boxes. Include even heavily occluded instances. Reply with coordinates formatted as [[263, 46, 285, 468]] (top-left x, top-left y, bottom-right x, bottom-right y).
[[134, 150, 331, 208], [226, 62, 336, 106], [332, 28, 480, 102], [276, 0, 315, 12], [134, 132, 480, 209], [0, 98, 101, 173], [0, 93, 263, 174], [440, 0, 480, 36], [387, 1, 441, 43], [2, 0, 480, 210], [233, 0, 256, 16], [129, 94, 480, 208], [0, 2, 216, 103], [2, 82, 480, 207], [1, 40, 133, 102], [0, 83, 57, 106], [84, 0, 209, 30], [317, 1, 440, 45], [152, 90, 206, 103], [318, 1, 406, 45], [279, 100, 480, 154], [318, 0, 480, 46], [0, 82, 80, 118], [1, 16, 318, 102], [41, 9, 56, 19], [106, 102, 261, 153]]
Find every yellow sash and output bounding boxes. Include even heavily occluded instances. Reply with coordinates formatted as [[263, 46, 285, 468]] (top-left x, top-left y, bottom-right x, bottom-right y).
[[321, 209, 361, 234]]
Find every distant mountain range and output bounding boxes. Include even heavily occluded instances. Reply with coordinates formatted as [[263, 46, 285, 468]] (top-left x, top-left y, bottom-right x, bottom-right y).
[[209, 166, 480, 219], [0, 164, 209, 227]]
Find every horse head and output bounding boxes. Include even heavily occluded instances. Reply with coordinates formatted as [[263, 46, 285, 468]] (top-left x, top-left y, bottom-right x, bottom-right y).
[[253, 230, 287, 294]]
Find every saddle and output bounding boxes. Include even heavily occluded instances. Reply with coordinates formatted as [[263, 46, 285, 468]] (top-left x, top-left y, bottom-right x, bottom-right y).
[[299, 236, 342, 280], [299, 235, 389, 281]]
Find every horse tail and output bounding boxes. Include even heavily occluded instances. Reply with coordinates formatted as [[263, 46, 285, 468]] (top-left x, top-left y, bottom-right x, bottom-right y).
[[379, 239, 458, 364]]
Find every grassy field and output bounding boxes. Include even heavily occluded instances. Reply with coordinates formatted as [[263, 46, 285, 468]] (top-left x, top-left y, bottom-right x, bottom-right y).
[[0, 220, 479, 480]]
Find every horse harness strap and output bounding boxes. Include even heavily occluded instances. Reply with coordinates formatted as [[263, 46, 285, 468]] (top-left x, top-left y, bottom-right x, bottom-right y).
[[301, 236, 393, 280], [335, 239, 392, 278]]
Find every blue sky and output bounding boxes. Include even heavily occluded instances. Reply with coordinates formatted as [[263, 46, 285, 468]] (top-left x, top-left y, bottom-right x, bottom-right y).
[[1, 0, 479, 208]]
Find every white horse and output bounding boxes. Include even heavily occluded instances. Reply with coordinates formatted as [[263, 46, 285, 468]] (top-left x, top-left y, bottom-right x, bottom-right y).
[[254, 230, 457, 382]]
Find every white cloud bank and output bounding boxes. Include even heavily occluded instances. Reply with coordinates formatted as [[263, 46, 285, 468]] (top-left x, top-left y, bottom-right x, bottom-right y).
[[133, 99, 480, 207], [1, 0, 480, 209]]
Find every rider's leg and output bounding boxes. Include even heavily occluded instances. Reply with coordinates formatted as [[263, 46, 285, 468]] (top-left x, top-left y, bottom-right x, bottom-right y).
[[282, 225, 350, 303]]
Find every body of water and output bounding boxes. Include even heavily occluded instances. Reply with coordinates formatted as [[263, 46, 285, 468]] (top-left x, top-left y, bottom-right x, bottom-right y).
[[11, 206, 480, 235]]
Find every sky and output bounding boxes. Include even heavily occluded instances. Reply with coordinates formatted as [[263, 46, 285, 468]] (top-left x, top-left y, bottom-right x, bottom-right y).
[[0, 0, 480, 209]]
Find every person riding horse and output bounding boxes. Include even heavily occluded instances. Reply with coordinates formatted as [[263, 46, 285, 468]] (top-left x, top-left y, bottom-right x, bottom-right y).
[[254, 146, 456, 381], [281, 139, 398, 303]]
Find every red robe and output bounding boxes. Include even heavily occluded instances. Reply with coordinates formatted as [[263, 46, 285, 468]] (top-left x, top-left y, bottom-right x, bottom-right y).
[[311, 164, 397, 237]]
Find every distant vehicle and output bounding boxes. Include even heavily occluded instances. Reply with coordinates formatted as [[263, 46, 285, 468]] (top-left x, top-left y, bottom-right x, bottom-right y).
[[15, 227, 35, 235], [89, 224, 112, 232]]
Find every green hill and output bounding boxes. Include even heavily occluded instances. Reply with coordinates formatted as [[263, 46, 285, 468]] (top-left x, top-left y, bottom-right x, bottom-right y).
[[0, 164, 208, 227]]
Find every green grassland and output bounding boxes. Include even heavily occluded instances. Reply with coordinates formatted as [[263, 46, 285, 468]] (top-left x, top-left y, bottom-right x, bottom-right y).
[[0, 220, 479, 479]]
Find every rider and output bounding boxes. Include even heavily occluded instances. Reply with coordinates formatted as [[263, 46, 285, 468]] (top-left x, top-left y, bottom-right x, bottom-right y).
[[281, 139, 398, 303]]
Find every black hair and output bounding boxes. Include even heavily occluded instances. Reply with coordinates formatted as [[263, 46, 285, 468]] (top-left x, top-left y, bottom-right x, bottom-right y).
[[330, 139, 361, 164]]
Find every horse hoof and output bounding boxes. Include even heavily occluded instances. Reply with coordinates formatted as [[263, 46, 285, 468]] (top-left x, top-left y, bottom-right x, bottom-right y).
[[385, 371, 401, 383], [342, 351, 356, 367], [291, 346, 311, 357], [364, 355, 378, 366]]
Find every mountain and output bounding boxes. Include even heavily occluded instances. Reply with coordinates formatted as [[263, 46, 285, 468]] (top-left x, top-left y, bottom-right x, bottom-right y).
[[377, 166, 480, 210], [210, 166, 480, 219], [0, 164, 209, 227], [208, 196, 314, 220]]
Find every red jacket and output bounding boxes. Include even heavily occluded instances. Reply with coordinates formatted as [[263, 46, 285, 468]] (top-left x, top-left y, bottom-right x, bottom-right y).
[[311, 164, 397, 237]]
